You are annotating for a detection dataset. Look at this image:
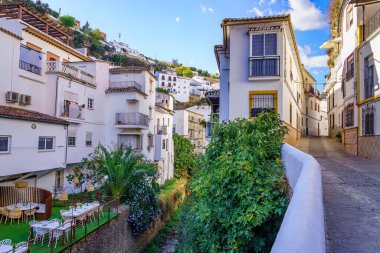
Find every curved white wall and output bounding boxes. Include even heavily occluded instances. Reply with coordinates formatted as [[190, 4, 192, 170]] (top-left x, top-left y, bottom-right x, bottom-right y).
[[271, 144, 326, 253]]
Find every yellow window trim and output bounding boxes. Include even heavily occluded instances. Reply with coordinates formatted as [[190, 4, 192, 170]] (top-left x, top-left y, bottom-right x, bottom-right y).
[[249, 90, 278, 119]]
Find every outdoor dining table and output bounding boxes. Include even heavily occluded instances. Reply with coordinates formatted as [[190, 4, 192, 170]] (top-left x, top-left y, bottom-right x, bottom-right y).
[[6, 202, 38, 211], [60, 203, 100, 218], [30, 221, 61, 246], [0, 244, 13, 253]]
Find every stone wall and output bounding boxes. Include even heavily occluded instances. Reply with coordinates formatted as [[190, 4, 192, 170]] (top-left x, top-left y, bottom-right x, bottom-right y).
[[358, 135, 380, 161], [64, 182, 186, 253], [343, 127, 358, 156]]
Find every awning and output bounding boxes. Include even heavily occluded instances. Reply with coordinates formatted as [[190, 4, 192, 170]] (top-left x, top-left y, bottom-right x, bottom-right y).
[[319, 36, 342, 49]]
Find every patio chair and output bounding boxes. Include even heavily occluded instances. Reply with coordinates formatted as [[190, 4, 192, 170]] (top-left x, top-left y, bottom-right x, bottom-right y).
[[75, 214, 87, 228], [58, 220, 74, 241], [24, 208, 36, 222], [13, 241, 28, 253], [8, 207, 22, 224], [33, 227, 48, 246], [48, 229, 64, 248], [0, 207, 9, 224], [0, 239, 12, 245]]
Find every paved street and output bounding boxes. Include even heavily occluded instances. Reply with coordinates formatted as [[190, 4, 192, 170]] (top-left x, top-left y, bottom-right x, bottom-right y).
[[295, 137, 380, 253]]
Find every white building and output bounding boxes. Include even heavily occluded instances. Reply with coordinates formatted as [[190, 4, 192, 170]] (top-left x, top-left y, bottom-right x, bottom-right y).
[[215, 14, 307, 145], [186, 104, 212, 145], [108, 40, 145, 59], [321, 0, 380, 158], [0, 5, 174, 194], [175, 76, 192, 103]]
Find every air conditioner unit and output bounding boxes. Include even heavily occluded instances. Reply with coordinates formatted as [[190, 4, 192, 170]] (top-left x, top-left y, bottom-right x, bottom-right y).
[[19, 94, 32, 105], [5, 91, 19, 103]]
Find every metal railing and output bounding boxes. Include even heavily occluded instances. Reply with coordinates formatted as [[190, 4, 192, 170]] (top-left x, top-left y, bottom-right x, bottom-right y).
[[155, 125, 168, 135], [46, 61, 96, 86], [346, 68, 354, 81], [109, 81, 144, 92], [364, 8, 380, 40], [115, 112, 149, 127], [249, 56, 280, 77], [19, 60, 42, 75]]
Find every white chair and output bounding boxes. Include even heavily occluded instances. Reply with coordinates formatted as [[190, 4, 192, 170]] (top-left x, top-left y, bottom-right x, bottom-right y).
[[14, 241, 28, 253], [58, 220, 73, 241], [33, 227, 48, 246], [48, 229, 64, 248], [49, 218, 60, 224], [0, 239, 12, 245], [75, 214, 87, 228]]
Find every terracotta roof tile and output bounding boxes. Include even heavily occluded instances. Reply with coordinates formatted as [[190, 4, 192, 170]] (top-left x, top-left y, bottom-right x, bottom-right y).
[[0, 105, 68, 125], [222, 14, 290, 24]]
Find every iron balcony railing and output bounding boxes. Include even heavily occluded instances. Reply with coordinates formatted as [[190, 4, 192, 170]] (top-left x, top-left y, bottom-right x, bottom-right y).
[[19, 60, 42, 75], [109, 81, 144, 92], [46, 61, 96, 86], [249, 56, 280, 77], [346, 68, 354, 81], [115, 112, 149, 127], [155, 125, 168, 135], [364, 8, 380, 40]]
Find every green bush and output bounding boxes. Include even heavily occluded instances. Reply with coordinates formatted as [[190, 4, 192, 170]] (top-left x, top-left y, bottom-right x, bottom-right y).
[[336, 131, 342, 143], [59, 15, 76, 28], [173, 134, 197, 178], [176, 112, 289, 252]]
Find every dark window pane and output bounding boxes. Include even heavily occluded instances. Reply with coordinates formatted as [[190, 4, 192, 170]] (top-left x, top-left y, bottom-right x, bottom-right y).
[[38, 137, 45, 150], [0, 137, 8, 152], [46, 138, 54, 150], [265, 34, 277, 55], [252, 34, 264, 56]]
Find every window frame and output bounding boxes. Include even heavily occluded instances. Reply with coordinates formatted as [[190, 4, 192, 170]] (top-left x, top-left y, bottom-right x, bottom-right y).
[[0, 135, 11, 154], [87, 98, 94, 110], [68, 136, 76, 147], [38, 136, 55, 151], [249, 90, 278, 118]]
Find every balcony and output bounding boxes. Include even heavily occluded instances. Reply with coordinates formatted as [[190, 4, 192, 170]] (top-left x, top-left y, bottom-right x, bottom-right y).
[[249, 56, 280, 78], [346, 68, 354, 81], [115, 112, 149, 129], [46, 61, 96, 87], [109, 81, 144, 93], [304, 83, 315, 97], [155, 125, 168, 135], [60, 101, 84, 121], [364, 8, 380, 40], [19, 60, 42, 75]]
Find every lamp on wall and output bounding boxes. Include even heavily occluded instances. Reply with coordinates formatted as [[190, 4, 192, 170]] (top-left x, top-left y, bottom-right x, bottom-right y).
[[15, 181, 28, 188], [73, 176, 80, 185], [87, 184, 95, 192]]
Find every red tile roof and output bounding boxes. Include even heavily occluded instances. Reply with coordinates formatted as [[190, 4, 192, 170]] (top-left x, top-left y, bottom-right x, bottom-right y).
[[0, 105, 68, 125]]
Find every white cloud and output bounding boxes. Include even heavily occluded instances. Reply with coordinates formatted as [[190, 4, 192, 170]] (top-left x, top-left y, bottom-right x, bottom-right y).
[[201, 4, 213, 13], [259, 0, 276, 4], [175, 16, 180, 23], [298, 44, 328, 69], [289, 0, 328, 31], [248, 7, 264, 17]]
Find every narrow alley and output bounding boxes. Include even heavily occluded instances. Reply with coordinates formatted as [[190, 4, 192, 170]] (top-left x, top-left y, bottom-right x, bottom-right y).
[[296, 137, 380, 253]]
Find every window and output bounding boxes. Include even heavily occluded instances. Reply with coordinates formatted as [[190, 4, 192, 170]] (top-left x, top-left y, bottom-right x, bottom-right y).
[[347, 6, 353, 30], [173, 77, 177, 81], [168, 76, 172, 81], [68, 137, 76, 147], [161, 75, 165, 80], [0, 136, 11, 153], [87, 98, 94, 110], [318, 105, 320, 112], [166, 139, 169, 151], [342, 80, 346, 98], [346, 57, 354, 81], [148, 134, 154, 147], [364, 56, 375, 99], [362, 105, 375, 135], [161, 82, 165, 87], [38, 137, 55, 151], [55, 170, 64, 191], [345, 104, 354, 127], [290, 103, 293, 125], [315, 102, 317, 111], [19, 45, 42, 75], [250, 33, 279, 77], [311, 101, 313, 110], [249, 91, 277, 118], [162, 139, 166, 150], [85, 132, 92, 147], [306, 106, 308, 115]]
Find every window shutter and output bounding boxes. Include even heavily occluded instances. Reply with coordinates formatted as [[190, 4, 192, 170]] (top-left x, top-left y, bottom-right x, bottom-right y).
[[68, 130, 77, 138], [252, 34, 264, 56], [265, 34, 277, 55], [86, 132, 92, 142]]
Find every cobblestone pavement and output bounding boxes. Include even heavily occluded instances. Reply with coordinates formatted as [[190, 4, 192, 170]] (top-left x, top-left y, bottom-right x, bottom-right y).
[[295, 137, 380, 253]]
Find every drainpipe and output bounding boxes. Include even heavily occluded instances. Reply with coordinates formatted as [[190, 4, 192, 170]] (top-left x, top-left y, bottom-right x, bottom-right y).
[[54, 76, 60, 117], [64, 125, 68, 167]]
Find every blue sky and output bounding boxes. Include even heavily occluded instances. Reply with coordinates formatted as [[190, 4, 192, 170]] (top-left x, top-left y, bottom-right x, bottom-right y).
[[46, 0, 331, 91]]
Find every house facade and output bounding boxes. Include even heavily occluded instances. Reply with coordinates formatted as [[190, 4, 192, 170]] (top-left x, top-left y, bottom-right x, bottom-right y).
[[215, 15, 307, 145], [323, 0, 380, 159]]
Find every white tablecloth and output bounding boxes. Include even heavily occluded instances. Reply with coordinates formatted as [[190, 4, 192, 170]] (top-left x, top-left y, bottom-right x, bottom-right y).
[[6, 203, 38, 211], [32, 221, 60, 231], [0, 245, 13, 253], [61, 203, 99, 218]]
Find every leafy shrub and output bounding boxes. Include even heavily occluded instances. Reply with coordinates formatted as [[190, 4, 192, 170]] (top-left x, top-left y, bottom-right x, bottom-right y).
[[336, 131, 342, 143], [173, 134, 197, 178], [176, 112, 289, 252], [59, 15, 76, 28]]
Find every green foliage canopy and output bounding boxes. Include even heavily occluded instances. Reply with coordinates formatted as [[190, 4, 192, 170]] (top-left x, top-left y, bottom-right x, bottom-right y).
[[59, 15, 76, 28], [177, 112, 289, 252], [173, 134, 197, 179]]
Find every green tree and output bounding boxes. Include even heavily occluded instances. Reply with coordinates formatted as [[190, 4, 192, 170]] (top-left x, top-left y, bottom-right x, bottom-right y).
[[173, 134, 197, 178], [182, 68, 194, 78], [177, 112, 289, 252], [59, 15, 76, 28]]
